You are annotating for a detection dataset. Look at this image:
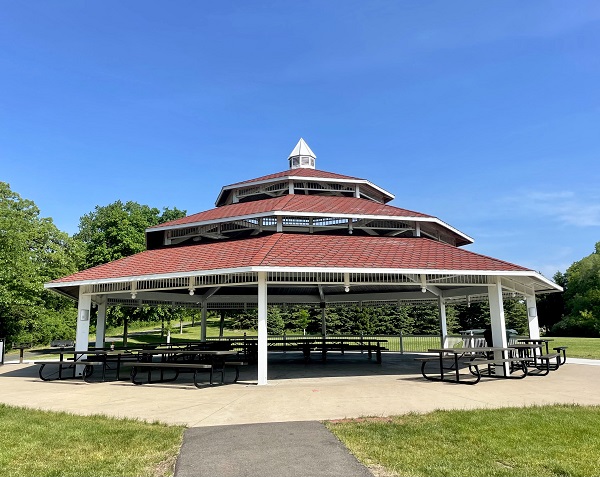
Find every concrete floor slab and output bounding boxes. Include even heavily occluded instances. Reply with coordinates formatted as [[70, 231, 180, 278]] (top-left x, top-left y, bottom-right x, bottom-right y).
[[1, 353, 599, 427]]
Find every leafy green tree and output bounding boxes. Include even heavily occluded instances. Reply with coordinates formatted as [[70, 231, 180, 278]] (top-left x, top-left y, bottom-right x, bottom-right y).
[[0, 182, 79, 344], [503, 299, 528, 334], [76, 200, 185, 269], [294, 308, 311, 334], [74, 200, 186, 331], [267, 306, 285, 335], [550, 243, 600, 337]]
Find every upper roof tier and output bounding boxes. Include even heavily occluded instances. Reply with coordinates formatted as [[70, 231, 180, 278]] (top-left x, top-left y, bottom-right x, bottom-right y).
[[147, 194, 473, 248], [216, 139, 395, 206], [147, 139, 472, 249]]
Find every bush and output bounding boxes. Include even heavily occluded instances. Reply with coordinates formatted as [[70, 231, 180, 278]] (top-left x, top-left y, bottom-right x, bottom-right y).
[[549, 310, 600, 337]]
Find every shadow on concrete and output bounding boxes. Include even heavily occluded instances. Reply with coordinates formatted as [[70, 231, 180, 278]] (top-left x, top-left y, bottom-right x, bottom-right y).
[[1, 352, 425, 388]]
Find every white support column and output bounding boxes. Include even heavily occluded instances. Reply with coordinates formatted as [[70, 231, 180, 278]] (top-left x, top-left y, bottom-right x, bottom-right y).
[[438, 296, 449, 348], [414, 222, 421, 237], [95, 301, 107, 349], [276, 216, 283, 233], [321, 304, 327, 336], [354, 185, 360, 198], [525, 294, 541, 339], [75, 289, 92, 375], [200, 300, 207, 342], [488, 278, 508, 376], [257, 271, 268, 385]]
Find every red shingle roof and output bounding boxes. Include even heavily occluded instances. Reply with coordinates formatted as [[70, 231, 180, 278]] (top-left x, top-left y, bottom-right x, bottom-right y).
[[228, 168, 363, 187], [153, 195, 431, 229], [51, 234, 529, 284]]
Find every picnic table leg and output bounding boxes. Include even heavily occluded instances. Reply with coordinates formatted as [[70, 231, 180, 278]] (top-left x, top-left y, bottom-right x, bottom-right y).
[[454, 354, 460, 383], [438, 354, 444, 381], [58, 351, 64, 380], [376, 343, 382, 364]]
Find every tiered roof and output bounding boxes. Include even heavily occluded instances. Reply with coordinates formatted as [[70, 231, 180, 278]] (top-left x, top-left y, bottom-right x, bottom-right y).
[[47, 138, 561, 302]]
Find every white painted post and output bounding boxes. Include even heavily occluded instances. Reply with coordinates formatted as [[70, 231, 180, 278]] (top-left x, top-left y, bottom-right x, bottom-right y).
[[488, 279, 508, 376], [95, 301, 107, 349], [257, 271, 268, 385], [526, 294, 541, 339], [75, 289, 92, 375], [200, 300, 207, 342], [438, 296, 449, 348]]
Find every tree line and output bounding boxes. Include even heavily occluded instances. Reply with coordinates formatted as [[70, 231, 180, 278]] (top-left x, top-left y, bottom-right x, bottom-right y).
[[1, 181, 598, 346]]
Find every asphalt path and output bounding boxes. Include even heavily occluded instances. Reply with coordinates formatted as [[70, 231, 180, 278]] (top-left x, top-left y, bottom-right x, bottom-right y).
[[174, 421, 373, 477]]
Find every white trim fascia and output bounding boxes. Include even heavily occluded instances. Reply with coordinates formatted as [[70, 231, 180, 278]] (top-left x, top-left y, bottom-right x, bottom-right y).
[[44, 266, 257, 289], [146, 210, 473, 244], [45, 266, 561, 292], [215, 176, 395, 206]]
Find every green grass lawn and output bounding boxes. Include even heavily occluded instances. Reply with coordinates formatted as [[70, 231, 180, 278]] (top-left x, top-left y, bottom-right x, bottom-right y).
[[0, 404, 184, 477], [327, 405, 600, 477], [546, 337, 600, 359]]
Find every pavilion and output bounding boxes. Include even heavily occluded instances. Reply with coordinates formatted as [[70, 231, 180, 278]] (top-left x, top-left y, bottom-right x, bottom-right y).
[[45, 139, 562, 384]]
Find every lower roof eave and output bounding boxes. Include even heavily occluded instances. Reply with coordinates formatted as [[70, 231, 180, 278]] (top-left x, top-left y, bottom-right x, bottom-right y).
[[45, 266, 562, 293]]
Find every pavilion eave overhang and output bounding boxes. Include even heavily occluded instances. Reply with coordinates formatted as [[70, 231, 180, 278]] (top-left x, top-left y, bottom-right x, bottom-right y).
[[45, 265, 562, 305]]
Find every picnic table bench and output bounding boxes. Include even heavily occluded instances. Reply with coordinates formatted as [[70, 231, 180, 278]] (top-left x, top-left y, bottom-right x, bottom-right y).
[[129, 361, 220, 387]]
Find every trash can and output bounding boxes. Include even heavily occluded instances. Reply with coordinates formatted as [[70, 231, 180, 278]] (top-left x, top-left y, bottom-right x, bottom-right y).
[[0, 338, 5, 365]]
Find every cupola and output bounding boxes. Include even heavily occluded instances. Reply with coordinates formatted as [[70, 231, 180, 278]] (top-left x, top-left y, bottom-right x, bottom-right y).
[[288, 138, 316, 169]]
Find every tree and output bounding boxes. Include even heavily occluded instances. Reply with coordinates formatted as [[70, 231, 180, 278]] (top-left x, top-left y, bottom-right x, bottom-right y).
[[550, 243, 600, 337], [74, 200, 186, 330], [76, 200, 186, 269], [0, 182, 79, 344], [294, 308, 311, 334]]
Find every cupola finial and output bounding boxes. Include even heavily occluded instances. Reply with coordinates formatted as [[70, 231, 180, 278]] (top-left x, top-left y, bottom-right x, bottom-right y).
[[288, 138, 316, 170]]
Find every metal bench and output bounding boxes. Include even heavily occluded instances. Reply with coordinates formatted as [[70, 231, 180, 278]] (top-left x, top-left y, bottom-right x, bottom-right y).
[[529, 353, 561, 376], [34, 360, 77, 381], [129, 362, 222, 388], [223, 360, 248, 383], [466, 357, 529, 379], [415, 355, 483, 384], [553, 346, 568, 366]]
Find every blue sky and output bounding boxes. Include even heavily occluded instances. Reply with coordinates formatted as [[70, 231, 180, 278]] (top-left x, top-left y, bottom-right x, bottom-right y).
[[1, 1, 599, 279]]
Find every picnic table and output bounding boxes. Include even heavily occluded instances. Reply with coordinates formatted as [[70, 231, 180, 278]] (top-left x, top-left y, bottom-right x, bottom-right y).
[[417, 347, 529, 384], [265, 337, 388, 363]]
